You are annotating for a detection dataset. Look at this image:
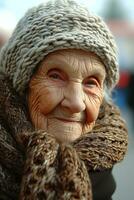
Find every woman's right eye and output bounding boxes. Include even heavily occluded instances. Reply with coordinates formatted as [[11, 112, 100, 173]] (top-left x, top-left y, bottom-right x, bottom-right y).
[[47, 69, 64, 81], [49, 72, 61, 80]]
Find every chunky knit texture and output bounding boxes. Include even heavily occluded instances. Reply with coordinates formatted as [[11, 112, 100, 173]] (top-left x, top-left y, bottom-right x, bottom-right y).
[[0, 76, 128, 199], [0, 0, 119, 95]]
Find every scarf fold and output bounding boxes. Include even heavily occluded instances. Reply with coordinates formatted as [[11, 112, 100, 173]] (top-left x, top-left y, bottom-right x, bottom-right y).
[[0, 76, 128, 199], [73, 100, 128, 171]]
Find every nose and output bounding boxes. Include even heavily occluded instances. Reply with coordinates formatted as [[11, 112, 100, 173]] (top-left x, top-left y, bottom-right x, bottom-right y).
[[61, 82, 86, 113]]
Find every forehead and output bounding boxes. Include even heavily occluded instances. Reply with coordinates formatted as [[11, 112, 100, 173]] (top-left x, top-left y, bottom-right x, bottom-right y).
[[40, 49, 106, 76]]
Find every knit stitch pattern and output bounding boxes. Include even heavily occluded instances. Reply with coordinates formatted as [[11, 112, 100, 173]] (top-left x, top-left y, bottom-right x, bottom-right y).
[[0, 0, 119, 95]]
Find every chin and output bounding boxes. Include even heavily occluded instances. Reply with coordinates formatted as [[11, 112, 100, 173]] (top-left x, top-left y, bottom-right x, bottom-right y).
[[55, 132, 82, 144]]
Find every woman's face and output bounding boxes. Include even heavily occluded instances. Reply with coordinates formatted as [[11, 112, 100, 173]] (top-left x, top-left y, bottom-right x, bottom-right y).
[[28, 49, 106, 143]]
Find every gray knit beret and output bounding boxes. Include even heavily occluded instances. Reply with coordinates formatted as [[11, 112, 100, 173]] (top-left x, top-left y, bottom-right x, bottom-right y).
[[0, 0, 119, 95]]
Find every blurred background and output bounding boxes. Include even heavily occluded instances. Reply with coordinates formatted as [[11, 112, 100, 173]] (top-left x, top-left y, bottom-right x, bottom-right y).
[[0, 0, 134, 199]]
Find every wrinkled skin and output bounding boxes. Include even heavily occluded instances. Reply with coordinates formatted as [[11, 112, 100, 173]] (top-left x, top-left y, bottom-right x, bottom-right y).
[[28, 49, 106, 143]]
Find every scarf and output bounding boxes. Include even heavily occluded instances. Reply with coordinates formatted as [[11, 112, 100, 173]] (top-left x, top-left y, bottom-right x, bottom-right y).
[[0, 75, 128, 199]]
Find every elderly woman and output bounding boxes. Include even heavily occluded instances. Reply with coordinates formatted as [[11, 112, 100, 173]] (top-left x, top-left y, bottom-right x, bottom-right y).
[[0, 0, 128, 199]]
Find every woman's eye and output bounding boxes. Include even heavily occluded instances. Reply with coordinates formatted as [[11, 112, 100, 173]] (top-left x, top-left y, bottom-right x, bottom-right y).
[[84, 78, 98, 88], [47, 69, 63, 80], [49, 73, 61, 80]]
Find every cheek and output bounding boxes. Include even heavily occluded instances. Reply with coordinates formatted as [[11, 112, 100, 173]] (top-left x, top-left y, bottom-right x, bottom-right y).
[[39, 87, 62, 114], [28, 82, 63, 121], [36, 85, 63, 113], [85, 90, 103, 123]]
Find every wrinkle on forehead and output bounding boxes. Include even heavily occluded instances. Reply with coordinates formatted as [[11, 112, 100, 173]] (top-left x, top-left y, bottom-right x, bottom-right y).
[[41, 49, 106, 79]]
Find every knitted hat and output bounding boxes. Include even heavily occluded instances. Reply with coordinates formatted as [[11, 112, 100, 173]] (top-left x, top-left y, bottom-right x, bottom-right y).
[[0, 0, 119, 95]]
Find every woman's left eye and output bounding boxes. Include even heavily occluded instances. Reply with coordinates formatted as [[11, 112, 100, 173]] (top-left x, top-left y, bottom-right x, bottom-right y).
[[84, 78, 98, 88]]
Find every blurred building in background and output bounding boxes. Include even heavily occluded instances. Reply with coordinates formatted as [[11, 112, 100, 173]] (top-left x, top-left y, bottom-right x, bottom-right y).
[[101, 0, 134, 124], [103, 0, 134, 72]]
